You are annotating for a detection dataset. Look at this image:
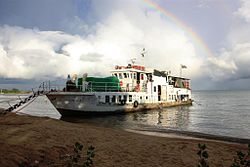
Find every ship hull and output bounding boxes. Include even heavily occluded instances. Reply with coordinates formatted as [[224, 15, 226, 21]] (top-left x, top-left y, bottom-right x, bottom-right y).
[[46, 92, 192, 117]]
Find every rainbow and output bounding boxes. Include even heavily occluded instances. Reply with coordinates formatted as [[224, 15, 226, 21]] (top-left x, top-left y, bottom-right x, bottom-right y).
[[142, 0, 214, 58]]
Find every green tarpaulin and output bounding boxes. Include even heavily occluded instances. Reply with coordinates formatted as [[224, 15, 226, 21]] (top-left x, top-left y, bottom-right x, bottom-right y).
[[77, 76, 121, 92]]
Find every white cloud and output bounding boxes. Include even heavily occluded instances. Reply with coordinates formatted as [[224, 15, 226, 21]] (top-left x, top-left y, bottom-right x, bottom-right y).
[[3, 0, 250, 90], [206, 49, 237, 81], [0, 5, 203, 79], [210, 43, 250, 81], [0, 2, 203, 82], [236, 0, 250, 22], [204, 0, 250, 83], [0, 26, 90, 79]]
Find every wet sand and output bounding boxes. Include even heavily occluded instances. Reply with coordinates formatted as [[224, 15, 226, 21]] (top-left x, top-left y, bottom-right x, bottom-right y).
[[0, 113, 248, 167]]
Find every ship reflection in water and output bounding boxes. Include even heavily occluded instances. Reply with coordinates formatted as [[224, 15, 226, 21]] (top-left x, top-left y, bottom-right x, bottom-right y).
[[62, 106, 191, 131], [0, 94, 190, 131]]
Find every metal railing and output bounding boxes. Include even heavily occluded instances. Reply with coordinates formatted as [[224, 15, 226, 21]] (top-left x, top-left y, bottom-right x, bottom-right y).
[[36, 81, 148, 93], [5, 80, 149, 95], [77, 81, 148, 93]]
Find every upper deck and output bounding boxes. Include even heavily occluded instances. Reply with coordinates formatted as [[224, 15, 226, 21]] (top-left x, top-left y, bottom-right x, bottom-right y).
[[60, 63, 191, 94]]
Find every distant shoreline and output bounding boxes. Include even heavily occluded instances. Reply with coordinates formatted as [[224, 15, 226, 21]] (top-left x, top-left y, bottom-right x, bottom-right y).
[[0, 89, 31, 95]]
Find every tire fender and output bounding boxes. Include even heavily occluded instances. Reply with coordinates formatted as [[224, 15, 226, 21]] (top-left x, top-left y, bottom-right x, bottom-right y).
[[120, 99, 126, 105], [133, 100, 139, 108]]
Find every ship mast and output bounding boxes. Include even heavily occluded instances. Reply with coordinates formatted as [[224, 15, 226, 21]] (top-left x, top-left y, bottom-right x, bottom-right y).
[[141, 48, 146, 66]]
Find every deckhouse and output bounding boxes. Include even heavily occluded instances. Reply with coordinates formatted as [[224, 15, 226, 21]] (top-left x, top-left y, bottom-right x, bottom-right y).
[[108, 64, 191, 104]]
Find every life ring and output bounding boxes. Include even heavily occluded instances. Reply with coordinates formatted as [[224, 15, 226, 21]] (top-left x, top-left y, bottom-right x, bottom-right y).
[[120, 99, 126, 105], [133, 100, 139, 108], [120, 81, 123, 87]]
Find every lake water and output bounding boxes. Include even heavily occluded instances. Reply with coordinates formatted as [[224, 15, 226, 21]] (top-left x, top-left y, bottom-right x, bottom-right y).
[[0, 90, 250, 139]]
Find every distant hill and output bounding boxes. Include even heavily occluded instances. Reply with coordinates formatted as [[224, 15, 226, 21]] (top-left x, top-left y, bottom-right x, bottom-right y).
[[1, 88, 31, 94]]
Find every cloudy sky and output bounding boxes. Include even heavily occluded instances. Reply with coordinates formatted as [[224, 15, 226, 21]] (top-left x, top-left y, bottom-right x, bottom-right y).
[[0, 0, 250, 90]]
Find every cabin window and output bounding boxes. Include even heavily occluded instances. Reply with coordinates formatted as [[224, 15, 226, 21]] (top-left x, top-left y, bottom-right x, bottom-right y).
[[154, 86, 156, 92], [129, 95, 132, 102], [169, 95, 171, 100], [114, 73, 118, 77], [105, 95, 110, 103], [118, 95, 122, 102], [123, 95, 127, 102], [133, 73, 136, 79], [127, 73, 130, 78], [172, 95, 174, 100], [111, 95, 116, 103], [141, 74, 144, 80], [119, 73, 123, 79], [148, 74, 152, 81], [140, 96, 142, 99], [146, 96, 148, 99], [124, 73, 127, 78], [130, 73, 133, 79]]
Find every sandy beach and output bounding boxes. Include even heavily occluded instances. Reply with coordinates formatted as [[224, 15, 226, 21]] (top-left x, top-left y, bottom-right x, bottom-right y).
[[0, 113, 248, 167]]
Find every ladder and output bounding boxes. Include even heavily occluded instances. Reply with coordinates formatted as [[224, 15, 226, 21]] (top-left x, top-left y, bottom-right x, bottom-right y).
[[0, 81, 52, 115]]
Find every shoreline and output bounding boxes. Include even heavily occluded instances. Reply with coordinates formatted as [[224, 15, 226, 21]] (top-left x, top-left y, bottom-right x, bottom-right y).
[[0, 113, 249, 167], [62, 114, 250, 144], [127, 128, 250, 144]]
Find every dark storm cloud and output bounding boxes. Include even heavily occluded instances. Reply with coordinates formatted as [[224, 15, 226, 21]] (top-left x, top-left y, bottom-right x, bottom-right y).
[[0, 77, 66, 90], [0, 0, 91, 32], [0, 78, 39, 90]]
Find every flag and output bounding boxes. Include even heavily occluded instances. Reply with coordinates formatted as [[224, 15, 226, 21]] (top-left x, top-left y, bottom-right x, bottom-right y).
[[181, 64, 187, 69], [141, 48, 146, 57]]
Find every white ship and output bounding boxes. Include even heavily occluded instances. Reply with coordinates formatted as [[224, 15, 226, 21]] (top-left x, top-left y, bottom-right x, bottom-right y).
[[46, 63, 192, 116]]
